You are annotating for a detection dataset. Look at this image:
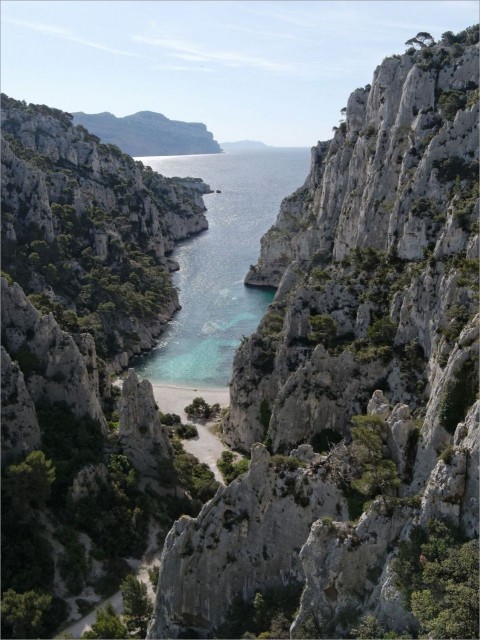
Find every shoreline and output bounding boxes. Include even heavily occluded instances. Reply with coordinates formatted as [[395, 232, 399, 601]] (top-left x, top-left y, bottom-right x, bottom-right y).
[[149, 382, 230, 421]]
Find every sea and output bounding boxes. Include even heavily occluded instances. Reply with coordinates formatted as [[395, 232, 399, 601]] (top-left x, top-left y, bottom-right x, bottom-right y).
[[131, 147, 312, 388]]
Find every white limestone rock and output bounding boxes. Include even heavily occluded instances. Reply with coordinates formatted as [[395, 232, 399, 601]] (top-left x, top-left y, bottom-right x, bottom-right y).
[[70, 463, 109, 502], [292, 501, 414, 637], [118, 369, 172, 476]]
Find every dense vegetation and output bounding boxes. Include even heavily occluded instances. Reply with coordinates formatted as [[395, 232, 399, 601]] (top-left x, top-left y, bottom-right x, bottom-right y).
[[392, 519, 478, 639]]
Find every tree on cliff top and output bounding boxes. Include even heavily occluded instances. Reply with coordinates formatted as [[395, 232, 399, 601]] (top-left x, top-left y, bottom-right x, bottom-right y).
[[405, 31, 435, 48]]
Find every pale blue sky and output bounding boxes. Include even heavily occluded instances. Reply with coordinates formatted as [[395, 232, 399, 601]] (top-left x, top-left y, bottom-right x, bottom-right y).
[[1, 1, 477, 146]]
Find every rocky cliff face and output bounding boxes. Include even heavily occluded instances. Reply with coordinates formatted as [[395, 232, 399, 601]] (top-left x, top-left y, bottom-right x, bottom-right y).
[[72, 110, 222, 157], [151, 30, 479, 638], [149, 443, 346, 638], [1, 277, 107, 433], [1, 94, 211, 372], [1, 346, 41, 466]]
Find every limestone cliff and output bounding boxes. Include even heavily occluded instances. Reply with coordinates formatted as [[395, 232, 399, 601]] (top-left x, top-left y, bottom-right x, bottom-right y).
[[1, 346, 41, 466], [118, 369, 173, 476], [1, 277, 106, 432], [229, 34, 478, 455]]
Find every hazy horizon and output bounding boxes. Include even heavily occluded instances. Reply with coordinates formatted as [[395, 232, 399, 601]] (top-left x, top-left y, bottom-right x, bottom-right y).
[[1, 0, 478, 146]]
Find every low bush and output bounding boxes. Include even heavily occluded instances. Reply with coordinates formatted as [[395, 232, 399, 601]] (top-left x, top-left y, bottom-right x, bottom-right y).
[[392, 519, 477, 639], [175, 423, 198, 439]]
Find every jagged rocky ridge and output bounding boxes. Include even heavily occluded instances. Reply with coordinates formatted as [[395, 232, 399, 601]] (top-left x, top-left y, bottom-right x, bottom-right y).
[[73, 110, 222, 157], [149, 29, 479, 638]]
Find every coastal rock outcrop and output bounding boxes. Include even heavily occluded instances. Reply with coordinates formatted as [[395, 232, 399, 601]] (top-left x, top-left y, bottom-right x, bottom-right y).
[[1, 93, 211, 374], [226, 34, 479, 460], [118, 369, 173, 475], [291, 503, 417, 637], [153, 28, 479, 639]]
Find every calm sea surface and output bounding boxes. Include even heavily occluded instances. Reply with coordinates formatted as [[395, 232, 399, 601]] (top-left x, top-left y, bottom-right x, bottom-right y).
[[132, 148, 311, 388]]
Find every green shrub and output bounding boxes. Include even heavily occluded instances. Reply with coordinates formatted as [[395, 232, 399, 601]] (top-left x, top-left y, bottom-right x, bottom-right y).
[[367, 317, 397, 345], [214, 583, 303, 639], [439, 358, 477, 433], [259, 398, 271, 431], [160, 413, 181, 426], [184, 397, 220, 420], [56, 526, 90, 594], [148, 565, 159, 592], [175, 423, 198, 439], [392, 519, 477, 639], [309, 314, 337, 346], [438, 90, 467, 119], [92, 558, 131, 598], [351, 614, 386, 639], [172, 439, 219, 504], [217, 451, 250, 484], [439, 444, 455, 465]]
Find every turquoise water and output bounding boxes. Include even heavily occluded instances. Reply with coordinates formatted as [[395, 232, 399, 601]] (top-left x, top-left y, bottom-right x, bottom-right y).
[[132, 148, 311, 387]]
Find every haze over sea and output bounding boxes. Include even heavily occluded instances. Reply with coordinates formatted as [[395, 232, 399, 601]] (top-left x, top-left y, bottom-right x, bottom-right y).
[[132, 147, 311, 388]]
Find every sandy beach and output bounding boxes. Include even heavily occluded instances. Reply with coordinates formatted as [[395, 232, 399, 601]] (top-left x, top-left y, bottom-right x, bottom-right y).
[[150, 383, 230, 422], [151, 383, 231, 483]]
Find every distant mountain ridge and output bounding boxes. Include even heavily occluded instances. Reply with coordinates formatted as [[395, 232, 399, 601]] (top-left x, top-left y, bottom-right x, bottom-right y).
[[72, 110, 222, 156]]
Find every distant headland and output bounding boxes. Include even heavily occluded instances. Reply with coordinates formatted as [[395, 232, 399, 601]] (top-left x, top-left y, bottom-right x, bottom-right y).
[[72, 110, 222, 156]]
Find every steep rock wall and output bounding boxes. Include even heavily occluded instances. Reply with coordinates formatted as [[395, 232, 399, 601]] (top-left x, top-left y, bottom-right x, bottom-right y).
[[118, 369, 173, 476]]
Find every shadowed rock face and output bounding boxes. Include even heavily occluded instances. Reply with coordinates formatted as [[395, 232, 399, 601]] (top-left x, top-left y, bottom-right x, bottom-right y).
[[118, 369, 173, 476], [1, 346, 41, 466], [72, 110, 222, 156]]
